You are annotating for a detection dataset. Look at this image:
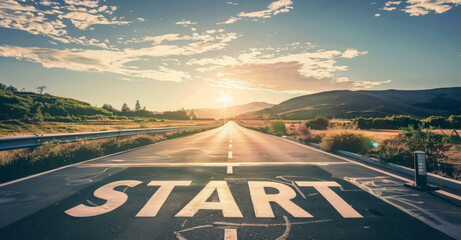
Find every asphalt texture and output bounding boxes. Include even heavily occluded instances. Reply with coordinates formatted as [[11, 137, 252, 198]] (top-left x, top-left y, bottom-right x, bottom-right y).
[[0, 122, 460, 240]]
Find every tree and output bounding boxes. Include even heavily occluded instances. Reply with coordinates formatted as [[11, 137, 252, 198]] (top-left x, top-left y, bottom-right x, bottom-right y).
[[36, 86, 46, 94], [102, 103, 119, 113], [189, 110, 197, 120], [423, 116, 450, 129], [135, 100, 141, 111], [121, 103, 131, 113]]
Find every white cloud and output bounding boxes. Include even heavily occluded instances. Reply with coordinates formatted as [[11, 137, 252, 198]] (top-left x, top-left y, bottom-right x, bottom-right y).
[[218, 0, 293, 24], [137, 17, 146, 22], [341, 49, 368, 58], [380, 0, 460, 16], [0, 28, 239, 82], [175, 19, 197, 27], [383, 1, 402, 11], [0, 0, 128, 48], [374, 13, 381, 17], [186, 46, 387, 92], [226, 2, 239, 5]]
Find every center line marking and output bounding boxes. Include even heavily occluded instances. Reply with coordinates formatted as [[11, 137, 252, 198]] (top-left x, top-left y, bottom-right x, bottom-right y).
[[229, 139, 232, 143], [228, 151, 232, 158], [229, 144, 232, 148], [224, 228, 237, 240], [226, 166, 233, 174]]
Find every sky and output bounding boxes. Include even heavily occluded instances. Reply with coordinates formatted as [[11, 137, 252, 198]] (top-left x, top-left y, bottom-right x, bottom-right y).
[[0, 0, 460, 111]]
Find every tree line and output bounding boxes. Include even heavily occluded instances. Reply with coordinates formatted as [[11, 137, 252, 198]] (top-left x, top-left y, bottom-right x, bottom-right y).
[[352, 115, 461, 129], [102, 100, 195, 120]]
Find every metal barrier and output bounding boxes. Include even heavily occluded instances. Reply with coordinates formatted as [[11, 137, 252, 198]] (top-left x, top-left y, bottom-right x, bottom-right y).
[[0, 125, 220, 151]]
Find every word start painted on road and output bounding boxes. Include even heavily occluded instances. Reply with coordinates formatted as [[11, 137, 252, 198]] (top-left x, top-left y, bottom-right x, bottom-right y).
[[65, 180, 363, 218]]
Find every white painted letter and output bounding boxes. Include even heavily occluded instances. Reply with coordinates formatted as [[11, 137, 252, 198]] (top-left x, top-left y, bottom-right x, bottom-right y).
[[136, 181, 191, 217], [65, 180, 142, 217], [248, 181, 312, 218], [175, 181, 243, 217], [296, 181, 362, 218]]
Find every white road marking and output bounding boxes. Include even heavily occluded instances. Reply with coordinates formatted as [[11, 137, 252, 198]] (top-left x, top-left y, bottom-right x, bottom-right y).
[[228, 151, 233, 158], [435, 190, 461, 201], [296, 181, 363, 218], [229, 144, 232, 148], [65, 180, 142, 217], [79, 162, 351, 167], [227, 166, 233, 174], [229, 139, 232, 143], [224, 228, 237, 240], [175, 181, 243, 218], [248, 181, 313, 218], [276, 216, 291, 240], [136, 181, 191, 217]]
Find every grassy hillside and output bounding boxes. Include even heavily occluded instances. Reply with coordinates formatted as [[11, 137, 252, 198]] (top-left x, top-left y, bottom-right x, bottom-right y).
[[237, 87, 461, 119], [0, 89, 111, 121]]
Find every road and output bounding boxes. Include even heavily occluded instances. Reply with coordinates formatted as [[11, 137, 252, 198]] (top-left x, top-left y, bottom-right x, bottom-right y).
[[0, 121, 460, 239]]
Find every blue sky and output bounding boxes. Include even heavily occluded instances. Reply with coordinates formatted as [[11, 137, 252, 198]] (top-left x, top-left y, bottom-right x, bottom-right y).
[[0, 0, 460, 111]]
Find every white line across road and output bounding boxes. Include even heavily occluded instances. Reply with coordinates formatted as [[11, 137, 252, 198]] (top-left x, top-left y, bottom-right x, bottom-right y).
[[78, 162, 351, 167]]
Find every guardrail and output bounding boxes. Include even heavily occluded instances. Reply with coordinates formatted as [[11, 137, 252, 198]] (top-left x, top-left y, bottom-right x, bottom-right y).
[[0, 125, 220, 151]]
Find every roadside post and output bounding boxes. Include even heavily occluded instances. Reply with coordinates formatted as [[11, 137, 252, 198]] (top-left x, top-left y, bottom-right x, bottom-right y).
[[404, 151, 439, 191], [414, 151, 427, 188]]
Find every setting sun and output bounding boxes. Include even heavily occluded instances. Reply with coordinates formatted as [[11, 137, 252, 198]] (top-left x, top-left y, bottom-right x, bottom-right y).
[[219, 92, 233, 106]]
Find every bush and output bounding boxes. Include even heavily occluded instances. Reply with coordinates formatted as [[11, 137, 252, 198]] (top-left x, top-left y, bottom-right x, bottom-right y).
[[305, 116, 329, 130], [422, 116, 450, 129], [375, 145, 413, 167], [320, 130, 373, 153], [269, 120, 287, 136], [448, 115, 461, 129], [401, 125, 450, 170], [353, 115, 420, 130]]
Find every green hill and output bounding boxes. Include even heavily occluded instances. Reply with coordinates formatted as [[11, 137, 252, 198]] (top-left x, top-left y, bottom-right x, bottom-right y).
[[237, 87, 461, 119], [0, 89, 111, 121]]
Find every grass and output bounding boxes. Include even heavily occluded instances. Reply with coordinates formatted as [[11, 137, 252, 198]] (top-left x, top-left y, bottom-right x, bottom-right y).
[[0, 128, 212, 183]]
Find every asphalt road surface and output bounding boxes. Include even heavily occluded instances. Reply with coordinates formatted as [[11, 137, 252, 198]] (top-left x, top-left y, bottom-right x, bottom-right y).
[[0, 122, 460, 240]]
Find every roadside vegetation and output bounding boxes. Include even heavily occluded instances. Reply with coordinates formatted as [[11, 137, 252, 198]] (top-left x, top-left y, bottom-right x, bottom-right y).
[[0, 129, 209, 183], [238, 116, 461, 180], [0, 83, 219, 136]]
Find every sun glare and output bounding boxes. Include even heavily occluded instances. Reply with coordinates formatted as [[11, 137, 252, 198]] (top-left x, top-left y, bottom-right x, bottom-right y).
[[219, 92, 232, 106]]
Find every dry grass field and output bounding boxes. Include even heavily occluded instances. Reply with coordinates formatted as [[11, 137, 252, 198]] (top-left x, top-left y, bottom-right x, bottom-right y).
[[0, 119, 220, 137]]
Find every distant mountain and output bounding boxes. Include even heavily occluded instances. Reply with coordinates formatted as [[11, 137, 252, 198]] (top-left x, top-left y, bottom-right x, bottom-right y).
[[187, 102, 274, 119], [237, 87, 461, 119]]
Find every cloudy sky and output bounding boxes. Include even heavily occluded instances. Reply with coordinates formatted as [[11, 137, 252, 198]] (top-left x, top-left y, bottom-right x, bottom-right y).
[[0, 0, 460, 111]]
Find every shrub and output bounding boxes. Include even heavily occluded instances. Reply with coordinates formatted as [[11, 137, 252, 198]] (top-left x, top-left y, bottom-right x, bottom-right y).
[[269, 120, 287, 136], [305, 117, 329, 130], [448, 115, 461, 129], [422, 116, 450, 129], [353, 115, 420, 130], [320, 130, 373, 153], [401, 125, 450, 170], [375, 145, 413, 167]]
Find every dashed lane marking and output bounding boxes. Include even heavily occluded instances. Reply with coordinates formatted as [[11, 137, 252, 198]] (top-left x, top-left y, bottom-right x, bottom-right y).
[[224, 228, 237, 240]]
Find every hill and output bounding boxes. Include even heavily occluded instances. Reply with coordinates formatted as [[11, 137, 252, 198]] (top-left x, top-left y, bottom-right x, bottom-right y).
[[237, 87, 461, 119], [0, 89, 111, 121], [186, 102, 274, 119]]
